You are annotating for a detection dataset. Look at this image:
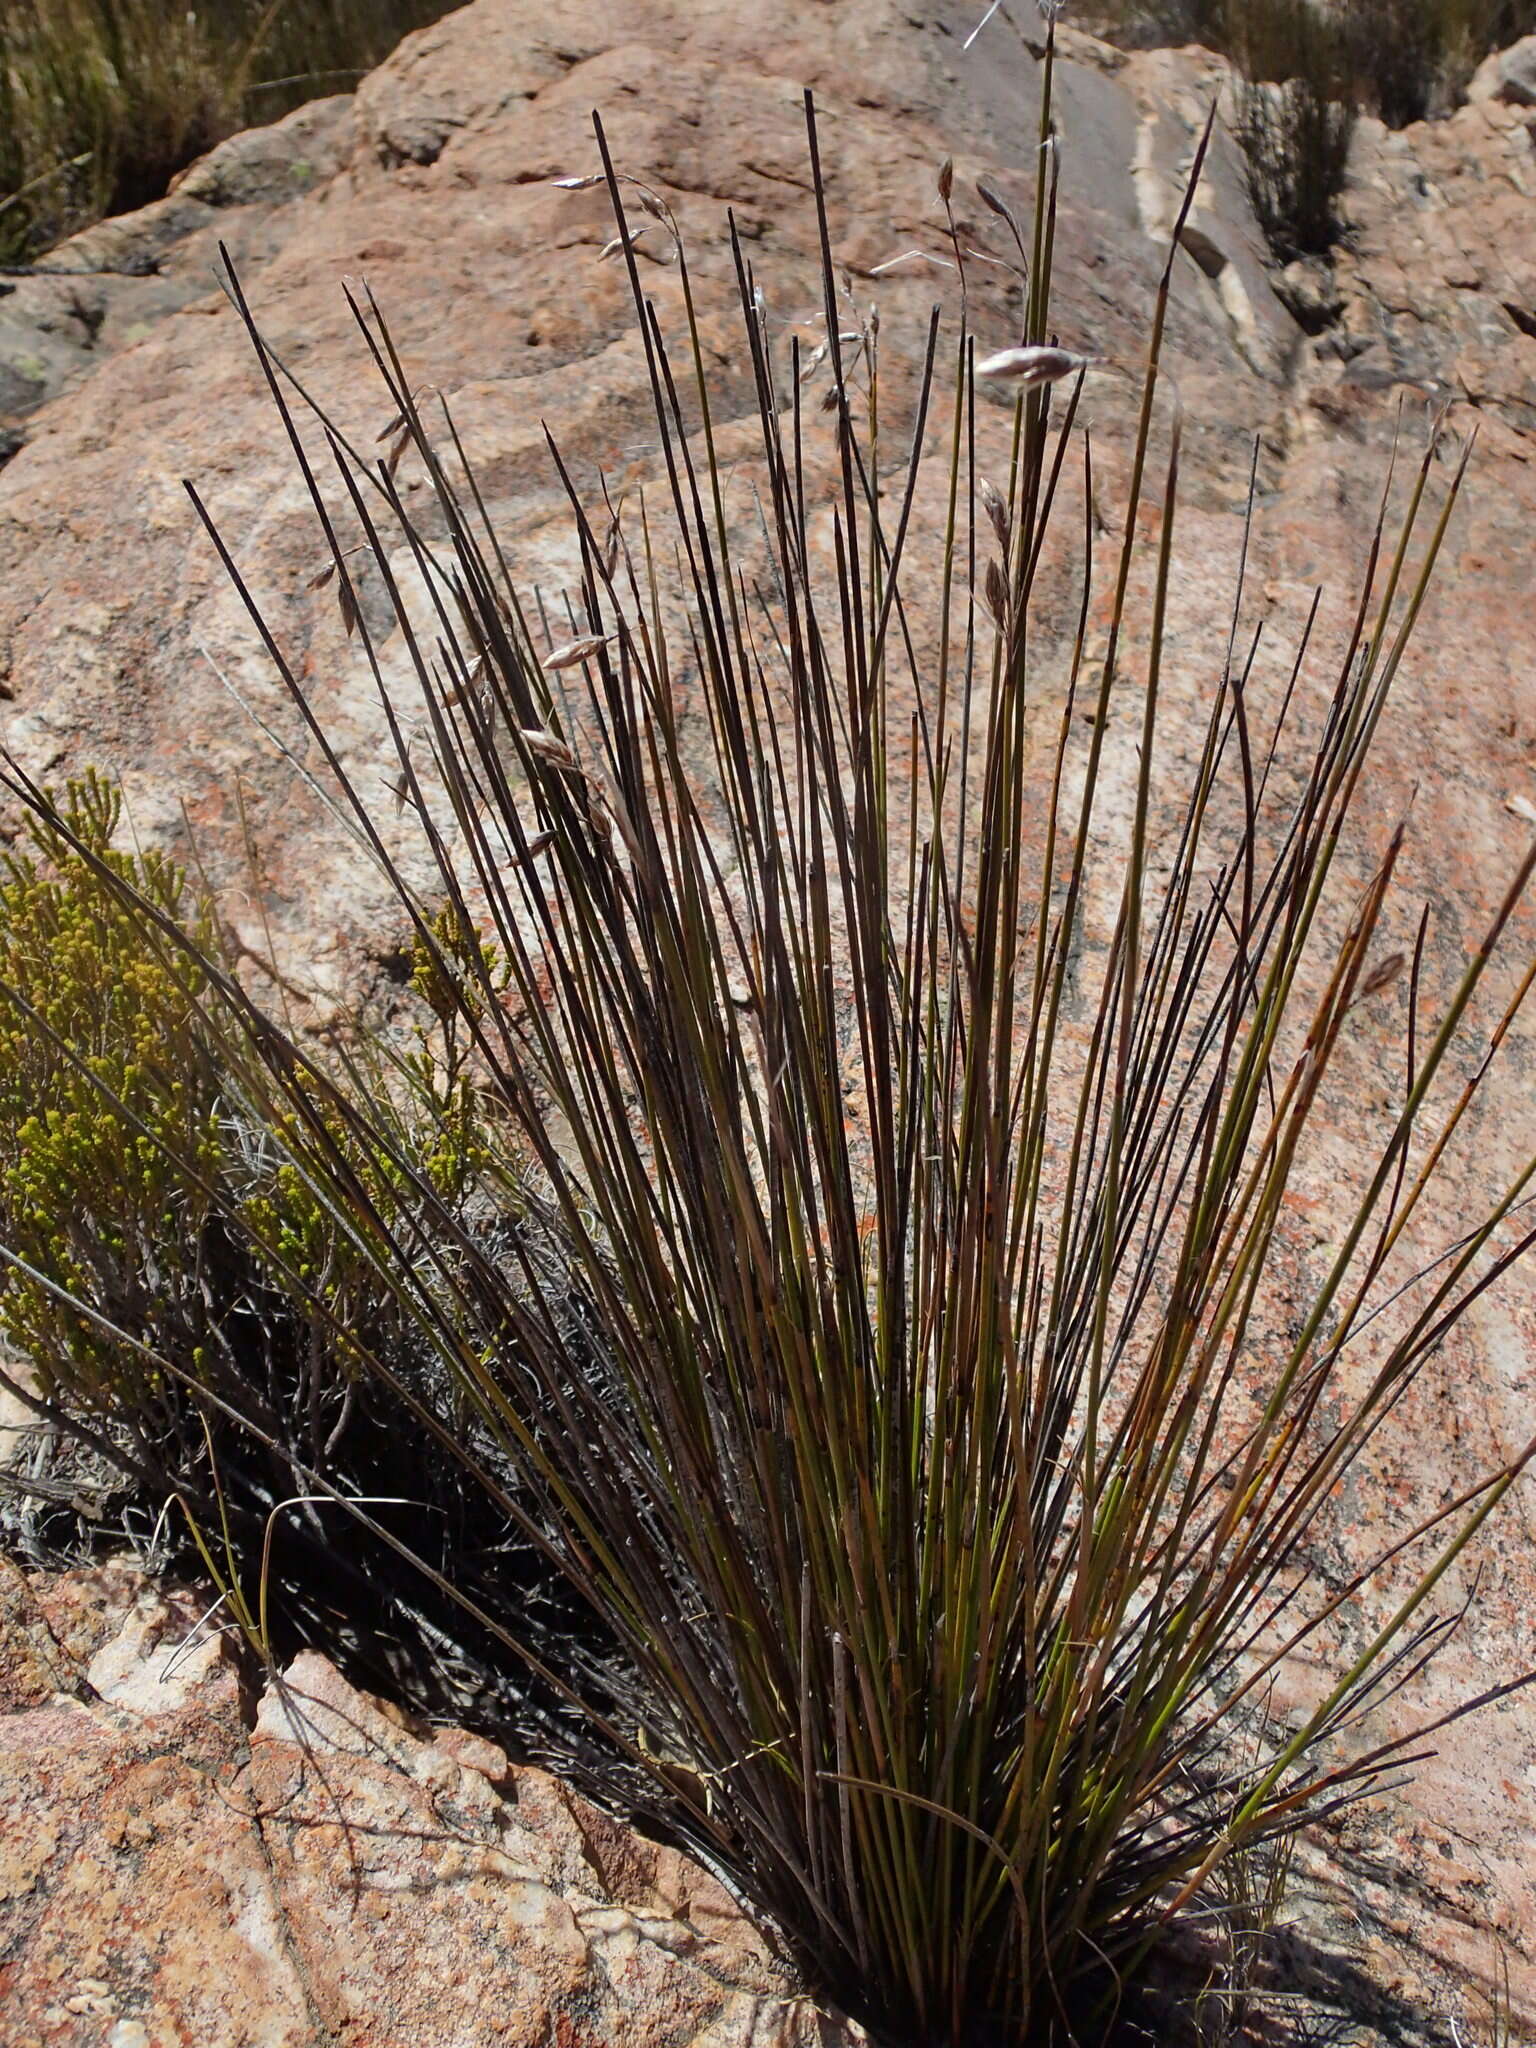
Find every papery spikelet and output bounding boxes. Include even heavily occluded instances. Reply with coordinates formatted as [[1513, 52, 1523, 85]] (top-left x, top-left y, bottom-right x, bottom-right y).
[[983, 556, 1009, 627], [976, 344, 1097, 388], [981, 478, 1011, 552], [517, 728, 581, 772], [543, 634, 610, 671]]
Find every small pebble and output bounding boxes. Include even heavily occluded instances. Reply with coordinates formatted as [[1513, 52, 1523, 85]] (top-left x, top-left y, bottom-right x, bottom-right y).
[[65, 1993, 115, 2016]]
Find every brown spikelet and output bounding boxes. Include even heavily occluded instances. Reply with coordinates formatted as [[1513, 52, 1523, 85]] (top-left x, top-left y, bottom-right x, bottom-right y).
[[976, 177, 1016, 228], [376, 385, 438, 450], [517, 728, 581, 772], [937, 156, 954, 204], [983, 556, 1009, 628], [597, 787, 646, 868], [383, 426, 412, 483], [441, 654, 487, 708], [1359, 952, 1406, 1001], [385, 743, 418, 815], [513, 827, 558, 865], [981, 478, 1010, 553]]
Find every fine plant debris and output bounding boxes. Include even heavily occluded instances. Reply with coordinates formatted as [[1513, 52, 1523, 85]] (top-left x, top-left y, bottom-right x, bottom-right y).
[[3, 16, 1536, 2048]]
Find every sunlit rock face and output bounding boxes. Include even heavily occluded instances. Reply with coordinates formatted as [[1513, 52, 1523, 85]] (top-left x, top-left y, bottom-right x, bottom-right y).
[[0, 1560, 861, 2046]]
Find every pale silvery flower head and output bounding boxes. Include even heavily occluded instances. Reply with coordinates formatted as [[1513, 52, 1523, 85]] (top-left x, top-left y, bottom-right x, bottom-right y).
[[975, 345, 1099, 389]]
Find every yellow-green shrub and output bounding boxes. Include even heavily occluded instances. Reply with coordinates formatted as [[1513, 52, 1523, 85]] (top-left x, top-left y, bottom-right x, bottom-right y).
[[0, 770, 488, 1485], [0, 772, 608, 1745], [0, 772, 223, 1421]]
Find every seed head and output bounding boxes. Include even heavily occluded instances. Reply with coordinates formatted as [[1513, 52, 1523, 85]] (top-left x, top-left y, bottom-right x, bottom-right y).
[[440, 653, 487, 708], [983, 557, 1010, 628], [599, 224, 651, 261], [981, 478, 1011, 552], [385, 771, 421, 817], [1358, 952, 1405, 1001], [543, 633, 611, 671], [975, 178, 1016, 228], [518, 727, 581, 771], [976, 345, 1098, 389]]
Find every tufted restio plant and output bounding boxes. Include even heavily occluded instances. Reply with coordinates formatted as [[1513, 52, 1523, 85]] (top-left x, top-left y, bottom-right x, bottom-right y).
[[7, 25, 1536, 2047]]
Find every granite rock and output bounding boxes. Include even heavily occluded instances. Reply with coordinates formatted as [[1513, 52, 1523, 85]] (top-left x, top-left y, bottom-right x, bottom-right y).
[[0, 1564, 860, 2047]]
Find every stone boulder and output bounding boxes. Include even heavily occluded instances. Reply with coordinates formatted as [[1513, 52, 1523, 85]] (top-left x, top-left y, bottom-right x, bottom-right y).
[[0, 0, 1292, 1010], [1484, 32, 1536, 107], [0, 1560, 858, 2047], [0, 95, 353, 443]]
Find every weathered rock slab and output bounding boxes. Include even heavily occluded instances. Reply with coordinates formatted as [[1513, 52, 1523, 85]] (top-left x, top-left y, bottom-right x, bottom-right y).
[[0, 94, 353, 446], [0, 1562, 858, 2047]]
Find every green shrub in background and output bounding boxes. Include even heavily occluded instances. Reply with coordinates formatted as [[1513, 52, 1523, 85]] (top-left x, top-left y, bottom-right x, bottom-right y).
[[0, 0, 456, 261], [1336, 0, 1536, 122], [1228, 0, 1357, 258], [7, 0, 1536, 265], [0, 769, 626, 1744], [0, 774, 484, 1605], [0, 770, 226, 1453], [1092, 0, 1536, 113]]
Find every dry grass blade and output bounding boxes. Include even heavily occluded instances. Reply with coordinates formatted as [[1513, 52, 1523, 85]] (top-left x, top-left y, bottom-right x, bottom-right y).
[[0, 0, 457, 260]]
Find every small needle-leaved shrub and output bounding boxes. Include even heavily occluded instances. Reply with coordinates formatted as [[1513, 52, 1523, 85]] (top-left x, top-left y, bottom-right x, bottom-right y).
[[0, 775, 610, 1731], [0, 770, 226, 1452]]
